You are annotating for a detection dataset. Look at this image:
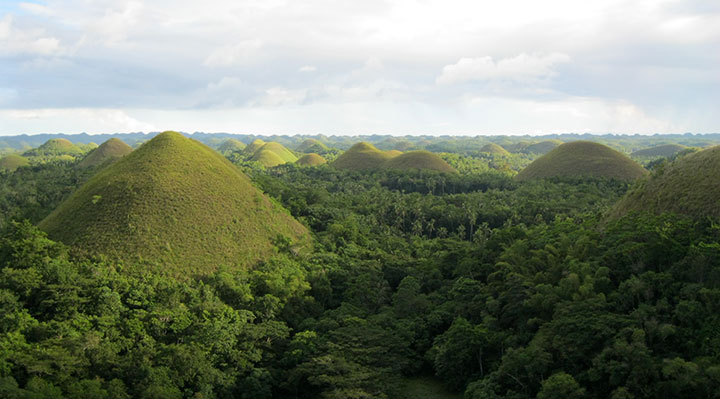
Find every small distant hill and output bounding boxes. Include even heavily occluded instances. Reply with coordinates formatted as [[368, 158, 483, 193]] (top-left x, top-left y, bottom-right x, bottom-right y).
[[0, 154, 30, 171], [516, 141, 647, 181], [332, 142, 395, 171], [631, 144, 689, 158], [217, 139, 246, 155], [24, 138, 83, 158], [39, 131, 311, 276], [296, 153, 327, 166], [296, 139, 329, 154], [386, 150, 403, 158], [250, 142, 298, 167], [384, 151, 457, 173], [610, 146, 720, 221], [524, 140, 562, 155], [78, 138, 133, 168], [244, 139, 266, 155], [480, 143, 511, 156]]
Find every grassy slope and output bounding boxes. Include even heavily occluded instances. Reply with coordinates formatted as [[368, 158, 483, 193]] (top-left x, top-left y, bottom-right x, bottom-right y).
[[610, 145, 720, 221], [0, 154, 30, 171], [386, 150, 403, 157], [384, 150, 457, 173], [244, 139, 266, 155], [78, 138, 133, 168], [25, 138, 82, 156], [39, 131, 311, 277], [217, 138, 246, 154], [296, 153, 327, 166], [255, 142, 298, 163], [252, 149, 288, 167], [296, 138, 329, 153], [332, 142, 394, 170], [480, 143, 511, 156], [631, 144, 689, 158], [516, 141, 647, 181]]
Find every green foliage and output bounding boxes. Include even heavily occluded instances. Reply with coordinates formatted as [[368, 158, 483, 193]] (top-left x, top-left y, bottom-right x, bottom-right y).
[[39, 131, 311, 277], [517, 141, 647, 181]]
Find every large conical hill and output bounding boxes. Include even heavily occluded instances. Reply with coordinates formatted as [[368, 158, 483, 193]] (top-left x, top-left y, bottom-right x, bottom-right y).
[[78, 138, 133, 168], [610, 146, 720, 221], [332, 142, 394, 170], [0, 154, 30, 171], [296, 153, 327, 166], [516, 141, 647, 181], [251, 149, 287, 167], [383, 151, 456, 173], [39, 131, 311, 276], [631, 144, 689, 158]]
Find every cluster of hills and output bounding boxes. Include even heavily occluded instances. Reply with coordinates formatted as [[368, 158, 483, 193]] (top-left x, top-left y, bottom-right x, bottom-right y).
[[332, 142, 456, 173]]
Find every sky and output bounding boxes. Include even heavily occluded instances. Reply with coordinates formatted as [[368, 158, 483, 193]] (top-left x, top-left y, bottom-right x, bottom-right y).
[[0, 0, 718, 136]]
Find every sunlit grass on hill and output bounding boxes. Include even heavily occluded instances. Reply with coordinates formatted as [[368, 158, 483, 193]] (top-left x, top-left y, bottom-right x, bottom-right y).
[[39, 131, 311, 277], [78, 138, 133, 168], [332, 142, 395, 170], [384, 150, 457, 173], [296, 153, 327, 166], [516, 141, 647, 181], [0, 154, 30, 171]]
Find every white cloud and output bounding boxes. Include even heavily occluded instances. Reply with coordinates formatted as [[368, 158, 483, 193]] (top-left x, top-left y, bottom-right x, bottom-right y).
[[436, 53, 571, 85], [1, 108, 156, 133], [204, 40, 264, 67], [299, 65, 316, 72], [0, 15, 63, 56]]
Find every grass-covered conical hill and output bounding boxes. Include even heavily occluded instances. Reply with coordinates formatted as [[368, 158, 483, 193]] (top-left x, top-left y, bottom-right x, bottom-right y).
[[480, 143, 511, 156], [332, 142, 394, 171], [24, 138, 83, 158], [78, 138, 133, 168], [296, 153, 327, 166], [254, 142, 298, 163], [524, 140, 562, 154], [251, 149, 287, 167], [631, 144, 689, 158], [516, 141, 647, 181], [296, 139, 329, 154], [609, 146, 720, 221], [0, 154, 30, 171], [39, 131, 311, 276], [244, 139, 266, 155], [383, 150, 457, 173], [386, 150, 403, 158], [217, 138, 246, 155]]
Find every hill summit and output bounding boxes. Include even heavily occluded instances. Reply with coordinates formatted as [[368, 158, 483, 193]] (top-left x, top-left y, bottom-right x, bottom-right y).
[[24, 138, 82, 158], [78, 138, 133, 168], [516, 141, 647, 181], [296, 139, 329, 154], [610, 146, 720, 221], [39, 131, 310, 276], [384, 151, 457, 173], [296, 153, 327, 166], [480, 143, 511, 156], [332, 142, 394, 170]]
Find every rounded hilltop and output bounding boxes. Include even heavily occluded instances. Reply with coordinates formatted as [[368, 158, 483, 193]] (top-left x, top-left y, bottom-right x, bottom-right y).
[[524, 140, 562, 155], [480, 143, 511, 156], [24, 138, 82, 158], [516, 141, 647, 181], [39, 131, 311, 277], [217, 138, 246, 154], [631, 144, 689, 158], [296, 153, 327, 166], [384, 151, 457, 173], [78, 138, 133, 168], [244, 138, 266, 155], [332, 142, 394, 171], [610, 145, 720, 221], [296, 138, 329, 154], [0, 154, 30, 171], [250, 142, 298, 166]]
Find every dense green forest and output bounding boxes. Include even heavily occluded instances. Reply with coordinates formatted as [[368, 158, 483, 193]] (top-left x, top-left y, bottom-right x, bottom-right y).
[[0, 134, 719, 399]]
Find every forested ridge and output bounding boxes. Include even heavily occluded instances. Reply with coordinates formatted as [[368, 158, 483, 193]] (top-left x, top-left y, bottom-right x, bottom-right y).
[[0, 142, 719, 398]]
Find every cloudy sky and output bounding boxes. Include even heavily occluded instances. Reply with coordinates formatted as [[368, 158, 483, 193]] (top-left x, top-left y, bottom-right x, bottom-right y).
[[1, 0, 718, 135]]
